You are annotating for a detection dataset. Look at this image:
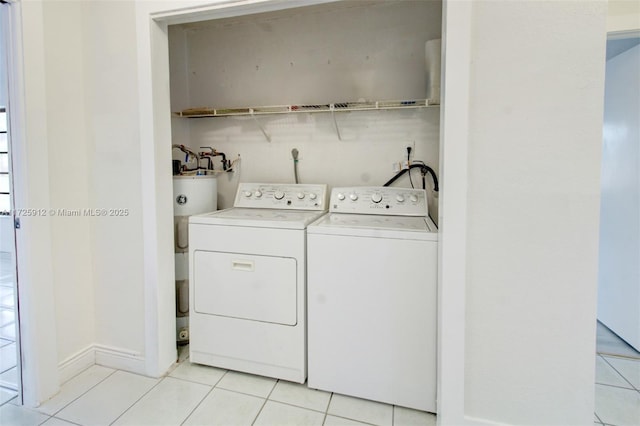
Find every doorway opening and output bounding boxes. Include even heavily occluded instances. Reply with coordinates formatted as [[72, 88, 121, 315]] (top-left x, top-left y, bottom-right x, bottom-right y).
[[594, 29, 640, 426], [0, 1, 22, 406], [597, 30, 640, 359]]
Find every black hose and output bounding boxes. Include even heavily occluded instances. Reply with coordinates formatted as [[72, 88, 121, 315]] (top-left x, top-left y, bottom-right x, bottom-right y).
[[383, 164, 439, 192], [218, 152, 228, 170], [199, 151, 229, 171]]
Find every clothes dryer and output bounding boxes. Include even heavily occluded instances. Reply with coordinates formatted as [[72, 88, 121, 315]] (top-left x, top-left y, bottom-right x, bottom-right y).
[[189, 183, 327, 383]]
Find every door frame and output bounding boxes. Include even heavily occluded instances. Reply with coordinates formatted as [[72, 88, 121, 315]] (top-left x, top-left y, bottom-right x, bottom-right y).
[[3, 0, 61, 407], [135, 0, 472, 423]]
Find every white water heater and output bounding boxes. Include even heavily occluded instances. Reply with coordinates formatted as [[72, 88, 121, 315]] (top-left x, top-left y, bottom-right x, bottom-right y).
[[173, 175, 217, 344]]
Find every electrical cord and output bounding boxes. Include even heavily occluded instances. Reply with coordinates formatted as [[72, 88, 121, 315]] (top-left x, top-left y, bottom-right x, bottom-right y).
[[407, 147, 414, 189], [383, 163, 439, 192]]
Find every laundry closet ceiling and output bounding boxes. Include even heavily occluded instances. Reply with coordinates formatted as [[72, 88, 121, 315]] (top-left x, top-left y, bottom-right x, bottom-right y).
[[171, 0, 442, 109]]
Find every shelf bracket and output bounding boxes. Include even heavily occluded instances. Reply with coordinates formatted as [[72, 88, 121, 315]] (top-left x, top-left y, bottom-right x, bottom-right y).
[[249, 108, 271, 142], [330, 104, 343, 141]]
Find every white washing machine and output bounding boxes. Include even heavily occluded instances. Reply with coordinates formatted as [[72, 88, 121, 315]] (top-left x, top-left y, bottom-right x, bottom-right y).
[[189, 183, 327, 383], [307, 186, 438, 412]]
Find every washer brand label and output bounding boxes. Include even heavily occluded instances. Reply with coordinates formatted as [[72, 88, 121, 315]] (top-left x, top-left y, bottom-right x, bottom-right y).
[[176, 195, 187, 205]]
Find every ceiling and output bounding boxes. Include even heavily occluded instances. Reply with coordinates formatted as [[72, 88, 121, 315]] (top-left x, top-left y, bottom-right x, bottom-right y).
[[607, 36, 640, 60]]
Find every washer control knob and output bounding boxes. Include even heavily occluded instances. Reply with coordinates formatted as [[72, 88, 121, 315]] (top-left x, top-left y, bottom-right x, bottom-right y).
[[337, 193, 346, 201], [243, 191, 252, 198], [309, 193, 317, 200], [254, 190, 263, 198], [274, 191, 285, 200], [297, 192, 305, 199], [371, 193, 383, 203], [410, 194, 418, 202], [396, 195, 405, 203], [349, 193, 359, 201]]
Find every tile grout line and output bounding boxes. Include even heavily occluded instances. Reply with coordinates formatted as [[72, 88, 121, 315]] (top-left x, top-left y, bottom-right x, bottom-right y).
[[600, 356, 639, 391], [0, 365, 17, 376], [321, 393, 386, 426], [45, 367, 119, 418], [107, 373, 172, 426], [321, 392, 334, 426], [214, 381, 280, 401], [594, 412, 604, 425], [51, 417, 83, 426], [250, 378, 279, 425], [264, 397, 329, 416], [595, 381, 639, 392], [326, 413, 380, 426], [177, 383, 217, 426], [179, 368, 229, 426]]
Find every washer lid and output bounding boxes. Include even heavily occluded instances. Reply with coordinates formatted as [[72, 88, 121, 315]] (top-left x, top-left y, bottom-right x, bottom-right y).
[[189, 208, 327, 229], [308, 213, 438, 240]]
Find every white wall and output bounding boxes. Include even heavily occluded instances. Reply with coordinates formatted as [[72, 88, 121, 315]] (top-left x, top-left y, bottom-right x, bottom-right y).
[[463, 1, 606, 424], [170, 1, 441, 216], [608, 0, 640, 33], [12, 1, 146, 402], [12, 1, 608, 421], [598, 44, 640, 350], [81, 0, 146, 364], [180, 1, 441, 107], [40, 0, 96, 367], [186, 110, 440, 214]]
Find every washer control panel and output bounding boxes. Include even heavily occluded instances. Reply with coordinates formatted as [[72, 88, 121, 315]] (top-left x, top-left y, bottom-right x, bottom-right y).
[[329, 187, 428, 216], [234, 183, 328, 210]]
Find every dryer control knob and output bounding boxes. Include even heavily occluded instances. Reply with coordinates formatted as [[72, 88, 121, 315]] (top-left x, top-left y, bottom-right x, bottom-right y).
[[254, 190, 263, 198], [274, 191, 285, 200], [349, 193, 359, 201], [309, 193, 317, 200], [297, 192, 305, 199], [243, 191, 252, 198], [337, 193, 346, 201], [396, 195, 405, 202], [371, 193, 383, 203], [410, 194, 418, 202]]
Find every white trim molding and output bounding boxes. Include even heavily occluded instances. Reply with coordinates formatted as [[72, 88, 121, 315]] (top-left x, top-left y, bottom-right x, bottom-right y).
[[58, 344, 146, 384], [6, 0, 61, 407], [437, 0, 472, 424], [57, 346, 96, 384]]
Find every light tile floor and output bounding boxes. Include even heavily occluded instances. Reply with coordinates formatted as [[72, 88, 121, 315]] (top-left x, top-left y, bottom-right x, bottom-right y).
[[593, 322, 640, 426], [0, 346, 437, 426], [1, 325, 638, 425], [0, 251, 18, 402]]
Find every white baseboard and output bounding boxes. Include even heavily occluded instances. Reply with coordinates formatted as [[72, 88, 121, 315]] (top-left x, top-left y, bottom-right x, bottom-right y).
[[94, 345, 146, 375], [58, 344, 146, 383], [58, 345, 96, 384]]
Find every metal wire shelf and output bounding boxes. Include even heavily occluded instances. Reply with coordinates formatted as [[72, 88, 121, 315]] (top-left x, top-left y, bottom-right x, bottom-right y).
[[174, 99, 438, 118], [173, 99, 439, 141]]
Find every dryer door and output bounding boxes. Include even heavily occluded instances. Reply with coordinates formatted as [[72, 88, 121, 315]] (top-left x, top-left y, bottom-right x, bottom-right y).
[[193, 250, 297, 325]]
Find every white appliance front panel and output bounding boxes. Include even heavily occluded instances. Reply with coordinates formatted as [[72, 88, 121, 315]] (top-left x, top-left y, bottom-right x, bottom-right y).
[[194, 250, 297, 326], [329, 186, 428, 216], [234, 183, 327, 210], [189, 222, 307, 383], [307, 233, 437, 412]]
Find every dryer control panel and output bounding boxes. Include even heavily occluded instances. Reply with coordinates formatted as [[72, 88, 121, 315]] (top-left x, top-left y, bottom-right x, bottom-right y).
[[329, 187, 428, 216], [234, 183, 328, 210]]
